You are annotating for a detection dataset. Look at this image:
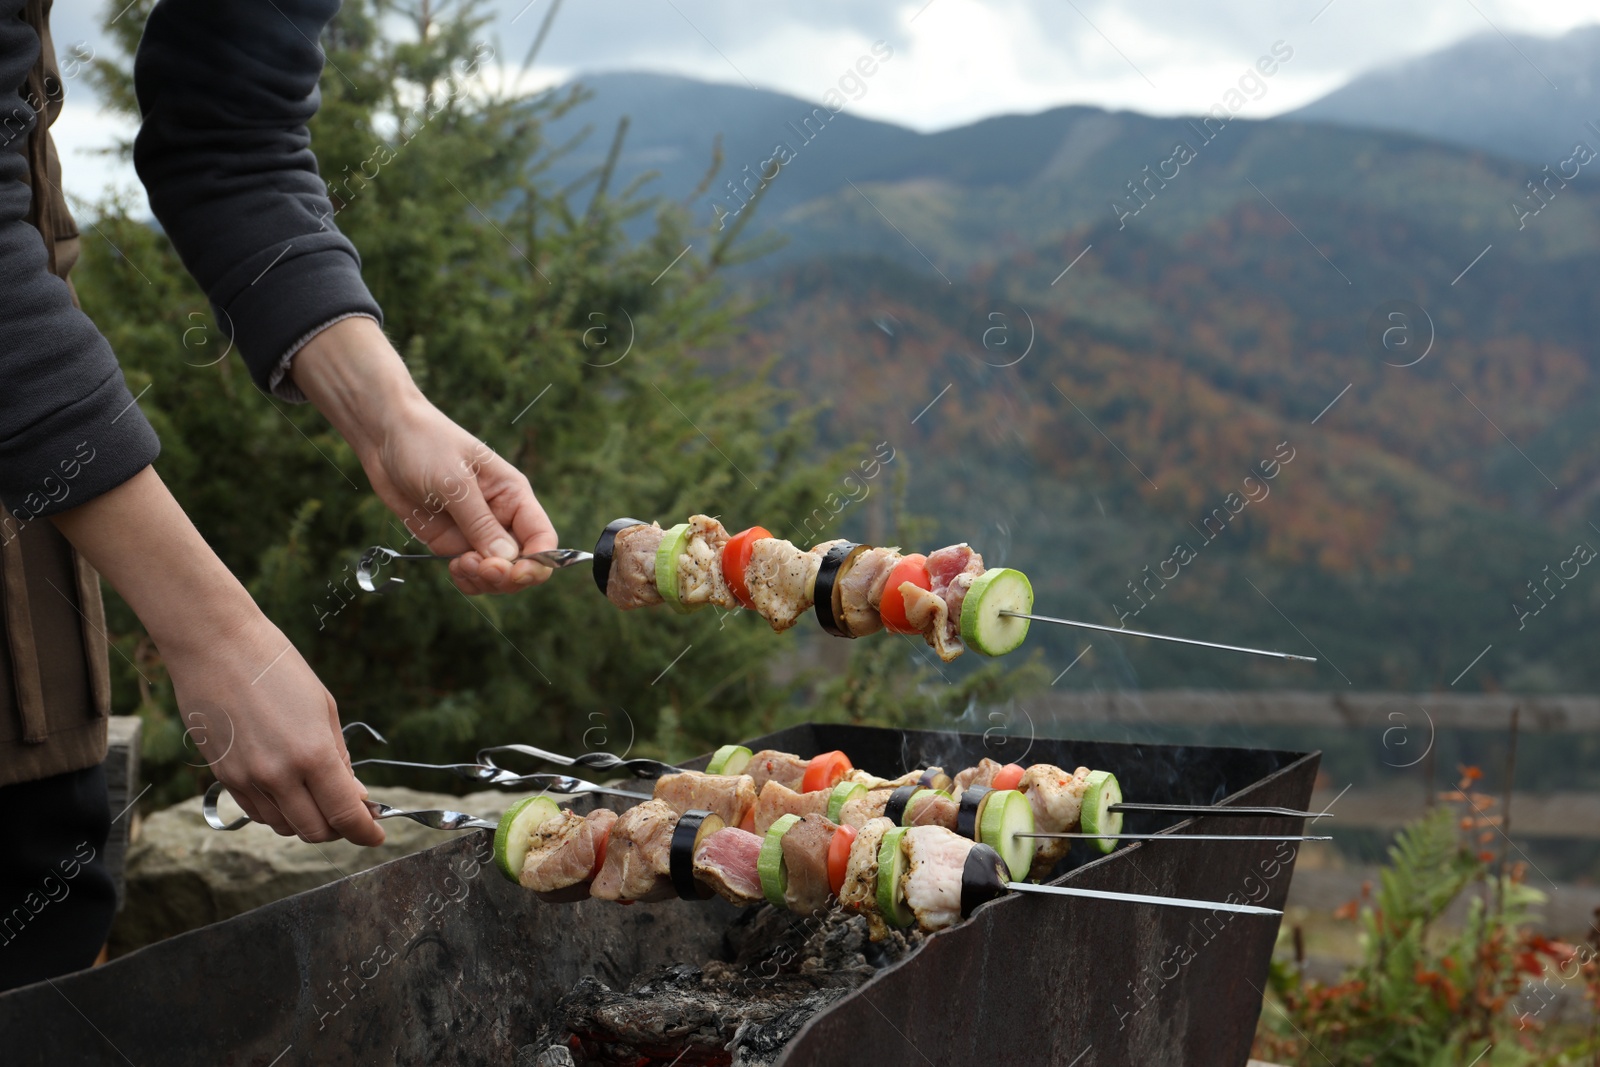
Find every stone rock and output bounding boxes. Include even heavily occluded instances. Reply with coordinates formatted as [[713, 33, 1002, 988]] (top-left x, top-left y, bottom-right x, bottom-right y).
[[110, 786, 533, 956]]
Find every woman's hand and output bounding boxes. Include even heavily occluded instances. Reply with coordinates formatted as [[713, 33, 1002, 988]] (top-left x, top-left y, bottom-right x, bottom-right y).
[[291, 317, 558, 595], [50, 466, 383, 846], [163, 612, 382, 844]]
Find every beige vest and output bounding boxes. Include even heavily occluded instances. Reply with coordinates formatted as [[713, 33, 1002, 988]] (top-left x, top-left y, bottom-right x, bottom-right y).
[[0, 0, 114, 787]]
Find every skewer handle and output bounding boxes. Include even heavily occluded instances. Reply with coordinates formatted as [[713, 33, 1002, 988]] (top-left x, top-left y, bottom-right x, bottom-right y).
[[1005, 881, 1281, 916]]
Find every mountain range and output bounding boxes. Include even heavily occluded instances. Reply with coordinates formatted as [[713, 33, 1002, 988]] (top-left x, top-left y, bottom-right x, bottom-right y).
[[537, 26, 1600, 695]]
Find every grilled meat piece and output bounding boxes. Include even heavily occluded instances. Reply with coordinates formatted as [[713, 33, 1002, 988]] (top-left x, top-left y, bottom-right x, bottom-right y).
[[837, 546, 899, 637], [904, 791, 959, 831], [839, 817, 894, 940], [899, 544, 986, 661], [607, 523, 665, 610], [928, 543, 984, 630], [901, 584, 962, 661], [746, 749, 810, 792], [903, 826, 975, 933], [780, 813, 840, 916], [677, 514, 740, 609], [842, 767, 922, 789], [752, 780, 829, 835], [1020, 763, 1092, 879], [838, 788, 894, 828], [744, 538, 823, 632], [952, 758, 1004, 796], [519, 807, 617, 893], [590, 799, 677, 901], [693, 826, 765, 905], [654, 770, 757, 828]]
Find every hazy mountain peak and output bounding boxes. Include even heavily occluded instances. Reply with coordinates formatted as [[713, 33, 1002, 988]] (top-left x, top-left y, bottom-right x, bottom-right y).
[[1292, 23, 1600, 162]]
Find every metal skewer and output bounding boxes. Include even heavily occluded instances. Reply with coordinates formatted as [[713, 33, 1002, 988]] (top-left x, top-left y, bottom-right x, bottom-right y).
[[1015, 832, 1330, 842], [499, 773, 653, 802], [478, 743, 682, 780], [1000, 610, 1316, 663], [202, 781, 496, 832], [356, 545, 594, 594], [1005, 882, 1280, 916], [1109, 802, 1331, 819]]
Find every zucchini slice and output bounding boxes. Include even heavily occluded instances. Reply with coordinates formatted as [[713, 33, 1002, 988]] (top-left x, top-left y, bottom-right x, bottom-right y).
[[875, 825, 914, 928], [654, 522, 702, 614], [1080, 770, 1124, 854], [592, 516, 647, 596], [813, 542, 868, 637], [670, 809, 726, 900], [977, 788, 1036, 880], [826, 780, 867, 823], [960, 843, 1010, 917], [492, 795, 562, 882], [758, 812, 801, 908], [958, 567, 1034, 656], [706, 744, 753, 776], [957, 786, 993, 841]]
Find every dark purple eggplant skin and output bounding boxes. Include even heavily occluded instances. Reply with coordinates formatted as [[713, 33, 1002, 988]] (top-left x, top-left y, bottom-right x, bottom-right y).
[[960, 843, 1009, 917], [812, 541, 866, 637], [884, 785, 919, 827], [957, 786, 993, 841], [593, 516, 647, 595], [670, 810, 718, 900]]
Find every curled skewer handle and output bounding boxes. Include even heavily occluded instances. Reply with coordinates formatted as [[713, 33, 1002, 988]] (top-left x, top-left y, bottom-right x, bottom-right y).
[[203, 781, 251, 831], [478, 743, 577, 770]]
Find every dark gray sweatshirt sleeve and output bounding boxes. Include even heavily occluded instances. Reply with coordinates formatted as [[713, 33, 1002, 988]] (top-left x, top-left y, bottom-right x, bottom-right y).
[[133, 0, 382, 399], [0, 1, 160, 520]]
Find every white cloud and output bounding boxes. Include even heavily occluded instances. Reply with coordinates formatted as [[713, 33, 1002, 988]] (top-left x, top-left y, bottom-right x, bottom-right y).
[[44, 0, 1600, 203]]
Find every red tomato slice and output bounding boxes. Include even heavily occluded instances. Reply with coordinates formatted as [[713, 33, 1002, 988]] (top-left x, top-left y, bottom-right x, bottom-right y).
[[800, 750, 853, 793], [827, 823, 857, 897], [739, 807, 756, 833], [722, 526, 772, 610], [992, 763, 1026, 792], [589, 822, 611, 881], [879, 553, 932, 634]]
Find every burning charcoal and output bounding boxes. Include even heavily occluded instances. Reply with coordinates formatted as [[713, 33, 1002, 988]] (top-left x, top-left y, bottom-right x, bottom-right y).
[[533, 910, 918, 1065]]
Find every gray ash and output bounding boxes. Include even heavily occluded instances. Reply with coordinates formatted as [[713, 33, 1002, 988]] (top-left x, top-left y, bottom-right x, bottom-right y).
[[521, 907, 920, 1067]]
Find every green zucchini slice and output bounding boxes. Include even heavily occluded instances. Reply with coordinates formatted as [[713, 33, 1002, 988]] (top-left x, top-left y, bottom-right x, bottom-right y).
[[958, 567, 1034, 656], [493, 795, 562, 883], [875, 825, 913, 928], [1080, 770, 1124, 854], [977, 788, 1036, 880]]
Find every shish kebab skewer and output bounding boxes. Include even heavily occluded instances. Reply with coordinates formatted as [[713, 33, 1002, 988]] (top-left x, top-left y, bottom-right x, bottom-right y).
[[344, 731, 1333, 827], [453, 736, 1333, 823], [495, 792, 1284, 939], [590, 514, 1313, 664]]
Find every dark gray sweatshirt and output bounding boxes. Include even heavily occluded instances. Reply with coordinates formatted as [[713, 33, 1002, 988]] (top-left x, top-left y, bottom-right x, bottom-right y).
[[1, 0, 381, 519]]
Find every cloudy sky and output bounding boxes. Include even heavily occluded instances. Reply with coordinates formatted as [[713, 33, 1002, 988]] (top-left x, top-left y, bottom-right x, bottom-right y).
[[46, 0, 1600, 207]]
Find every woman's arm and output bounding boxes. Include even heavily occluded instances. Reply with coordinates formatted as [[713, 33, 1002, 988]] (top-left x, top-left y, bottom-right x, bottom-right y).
[[50, 465, 383, 846]]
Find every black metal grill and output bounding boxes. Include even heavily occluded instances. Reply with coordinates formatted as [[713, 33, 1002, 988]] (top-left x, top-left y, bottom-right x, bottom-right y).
[[0, 724, 1318, 1066]]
